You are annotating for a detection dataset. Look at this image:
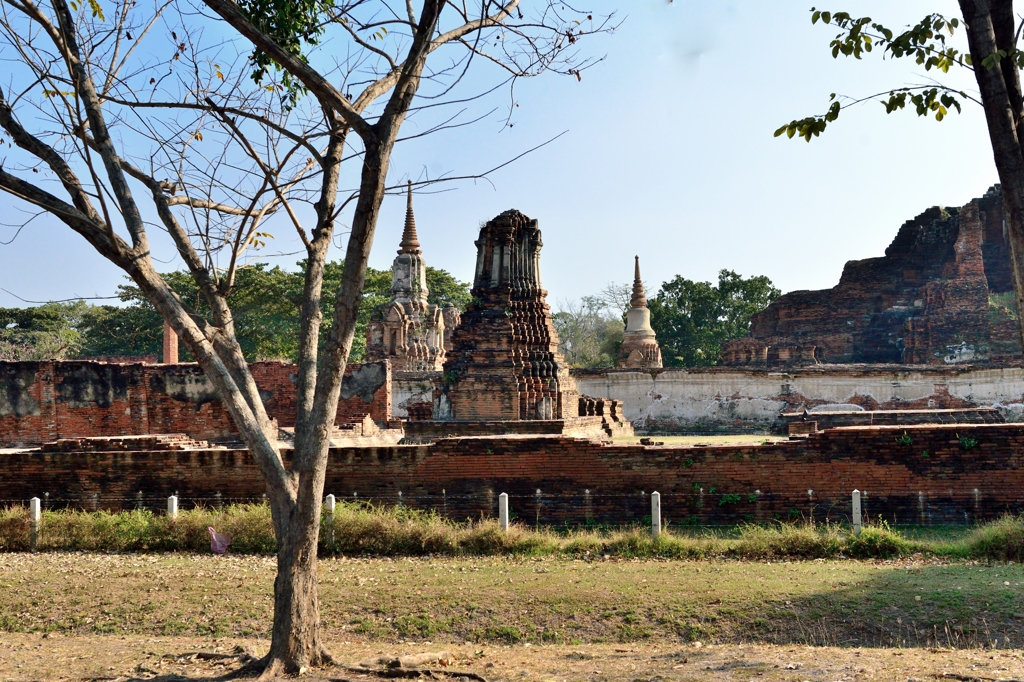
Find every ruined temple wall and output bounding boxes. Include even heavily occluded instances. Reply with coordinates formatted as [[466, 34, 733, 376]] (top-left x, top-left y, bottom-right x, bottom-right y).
[[5, 423, 1024, 524], [572, 365, 1024, 432], [392, 372, 438, 418], [729, 188, 1017, 366], [0, 360, 391, 446]]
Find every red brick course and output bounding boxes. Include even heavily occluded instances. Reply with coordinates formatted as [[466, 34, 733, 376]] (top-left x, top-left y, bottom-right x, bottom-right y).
[[3, 423, 1022, 525]]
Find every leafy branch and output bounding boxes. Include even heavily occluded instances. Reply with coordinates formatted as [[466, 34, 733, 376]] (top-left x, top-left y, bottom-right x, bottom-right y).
[[775, 8, 981, 142]]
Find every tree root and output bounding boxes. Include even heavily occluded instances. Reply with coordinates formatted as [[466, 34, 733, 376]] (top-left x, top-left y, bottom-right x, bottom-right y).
[[166, 649, 256, 663], [314, 646, 337, 667], [218, 652, 271, 680], [343, 666, 488, 681], [218, 645, 335, 680]]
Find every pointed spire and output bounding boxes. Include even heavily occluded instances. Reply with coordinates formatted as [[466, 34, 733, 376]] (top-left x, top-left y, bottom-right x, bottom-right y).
[[398, 180, 422, 255], [630, 255, 647, 308]]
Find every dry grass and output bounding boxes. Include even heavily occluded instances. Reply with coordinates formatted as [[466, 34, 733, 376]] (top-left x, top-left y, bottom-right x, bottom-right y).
[[5, 503, 1024, 562]]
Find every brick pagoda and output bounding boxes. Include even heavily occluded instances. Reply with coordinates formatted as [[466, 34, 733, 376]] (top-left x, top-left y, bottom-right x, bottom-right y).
[[434, 209, 579, 421]]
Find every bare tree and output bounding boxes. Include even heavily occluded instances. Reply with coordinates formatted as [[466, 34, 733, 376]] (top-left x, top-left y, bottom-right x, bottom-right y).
[[553, 292, 625, 368], [0, 0, 615, 675]]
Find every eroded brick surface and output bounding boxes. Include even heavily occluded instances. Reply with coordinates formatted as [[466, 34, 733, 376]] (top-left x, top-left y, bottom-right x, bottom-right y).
[[435, 209, 579, 421], [723, 186, 1020, 366], [0, 360, 390, 446]]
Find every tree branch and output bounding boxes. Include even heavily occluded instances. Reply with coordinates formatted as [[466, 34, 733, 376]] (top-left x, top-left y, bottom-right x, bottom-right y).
[[201, 0, 374, 139]]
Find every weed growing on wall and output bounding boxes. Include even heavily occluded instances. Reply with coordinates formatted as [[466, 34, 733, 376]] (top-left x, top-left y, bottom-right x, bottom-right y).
[[958, 434, 979, 450]]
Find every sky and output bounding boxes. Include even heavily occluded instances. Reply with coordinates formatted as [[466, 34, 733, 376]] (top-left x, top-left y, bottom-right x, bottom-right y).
[[0, 0, 999, 310]]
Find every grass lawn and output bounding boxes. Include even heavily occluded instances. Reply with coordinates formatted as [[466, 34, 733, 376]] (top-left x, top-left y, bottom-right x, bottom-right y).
[[1, 553, 1022, 649], [1, 553, 1023, 680]]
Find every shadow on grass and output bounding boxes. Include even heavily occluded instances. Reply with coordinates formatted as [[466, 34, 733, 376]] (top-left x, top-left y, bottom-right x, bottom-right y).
[[760, 562, 1024, 649]]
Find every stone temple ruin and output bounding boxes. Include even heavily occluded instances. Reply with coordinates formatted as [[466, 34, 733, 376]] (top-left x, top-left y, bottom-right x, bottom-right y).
[[7, 190, 1024, 524], [722, 186, 1020, 366], [410, 208, 631, 439], [436, 209, 574, 421], [364, 182, 455, 372]]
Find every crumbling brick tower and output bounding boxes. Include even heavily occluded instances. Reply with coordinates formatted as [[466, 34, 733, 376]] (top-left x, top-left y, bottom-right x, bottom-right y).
[[434, 209, 579, 421]]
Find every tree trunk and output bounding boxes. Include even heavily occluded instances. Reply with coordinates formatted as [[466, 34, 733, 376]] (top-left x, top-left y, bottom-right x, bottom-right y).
[[960, 0, 1024, 348], [261, 490, 331, 677]]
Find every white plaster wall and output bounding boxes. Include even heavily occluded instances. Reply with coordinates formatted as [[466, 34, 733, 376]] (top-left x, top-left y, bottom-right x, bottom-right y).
[[392, 377, 436, 418], [573, 366, 1024, 431]]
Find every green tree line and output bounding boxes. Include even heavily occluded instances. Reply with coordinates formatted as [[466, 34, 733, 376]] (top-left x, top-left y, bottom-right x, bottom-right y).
[[552, 269, 780, 369], [0, 262, 471, 362], [3, 265, 775, 368]]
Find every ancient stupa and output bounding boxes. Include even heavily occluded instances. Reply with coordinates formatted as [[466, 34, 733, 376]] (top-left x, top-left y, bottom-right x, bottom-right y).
[[434, 209, 578, 420], [365, 181, 446, 371], [617, 256, 662, 368]]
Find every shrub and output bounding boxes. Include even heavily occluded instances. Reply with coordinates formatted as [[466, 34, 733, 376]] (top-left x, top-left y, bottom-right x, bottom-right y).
[[846, 523, 913, 559], [961, 514, 1024, 561]]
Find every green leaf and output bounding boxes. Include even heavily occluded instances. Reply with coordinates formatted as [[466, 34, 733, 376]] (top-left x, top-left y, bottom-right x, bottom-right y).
[[86, 0, 103, 20]]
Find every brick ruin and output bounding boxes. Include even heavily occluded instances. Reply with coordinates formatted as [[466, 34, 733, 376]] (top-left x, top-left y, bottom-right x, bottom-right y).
[[429, 209, 631, 437], [434, 209, 574, 421], [9, 187, 1024, 519], [0, 360, 391, 447], [7, 423, 1024, 524], [722, 186, 1020, 366]]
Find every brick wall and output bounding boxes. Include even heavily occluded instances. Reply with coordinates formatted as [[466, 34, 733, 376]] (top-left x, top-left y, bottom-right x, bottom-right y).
[[0, 360, 390, 446], [3, 423, 1023, 525]]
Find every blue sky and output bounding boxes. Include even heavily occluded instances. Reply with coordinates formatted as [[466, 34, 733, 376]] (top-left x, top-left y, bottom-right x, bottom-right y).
[[0, 0, 998, 309]]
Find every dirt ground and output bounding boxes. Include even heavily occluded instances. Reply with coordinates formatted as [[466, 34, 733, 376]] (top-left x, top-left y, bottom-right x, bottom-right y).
[[1, 633, 1023, 681]]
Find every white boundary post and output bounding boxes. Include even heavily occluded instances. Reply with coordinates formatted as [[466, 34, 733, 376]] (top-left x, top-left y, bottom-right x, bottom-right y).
[[324, 494, 336, 547], [29, 497, 41, 551], [651, 491, 661, 540], [499, 493, 509, 532], [167, 495, 178, 521], [852, 489, 862, 536]]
